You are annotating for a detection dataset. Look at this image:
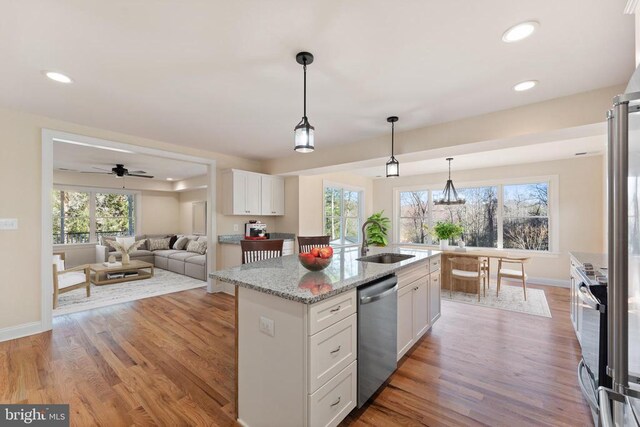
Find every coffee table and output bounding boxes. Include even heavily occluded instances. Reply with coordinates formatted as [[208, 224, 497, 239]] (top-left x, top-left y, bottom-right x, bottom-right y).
[[89, 260, 154, 286]]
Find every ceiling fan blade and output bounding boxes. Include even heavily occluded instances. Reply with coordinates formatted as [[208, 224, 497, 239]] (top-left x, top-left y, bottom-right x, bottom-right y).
[[81, 171, 112, 174], [128, 170, 147, 174], [92, 166, 112, 172], [127, 173, 154, 179]]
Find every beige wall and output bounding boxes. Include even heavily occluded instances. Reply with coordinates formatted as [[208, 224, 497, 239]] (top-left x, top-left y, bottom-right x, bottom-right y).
[[372, 155, 605, 283], [179, 188, 207, 235], [0, 106, 263, 331], [141, 191, 181, 235]]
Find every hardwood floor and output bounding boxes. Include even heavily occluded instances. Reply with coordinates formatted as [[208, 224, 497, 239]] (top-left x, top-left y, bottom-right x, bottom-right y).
[[0, 283, 591, 426]]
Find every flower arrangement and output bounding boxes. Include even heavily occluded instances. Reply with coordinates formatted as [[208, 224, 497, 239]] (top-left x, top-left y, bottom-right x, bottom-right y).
[[107, 239, 146, 264]]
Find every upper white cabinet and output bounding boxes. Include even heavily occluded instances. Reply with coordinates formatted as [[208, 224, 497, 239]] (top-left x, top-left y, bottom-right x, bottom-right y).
[[223, 169, 285, 216], [261, 175, 285, 216]]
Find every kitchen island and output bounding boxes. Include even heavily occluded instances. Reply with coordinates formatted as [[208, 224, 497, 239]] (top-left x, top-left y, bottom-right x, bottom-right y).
[[211, 246, 441, 427]]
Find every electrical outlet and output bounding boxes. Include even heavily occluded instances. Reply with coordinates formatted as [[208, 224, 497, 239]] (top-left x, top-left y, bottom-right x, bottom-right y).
[[233, 224, 239, 232], [259, 316, 275, 337], [0, 218, 18, 230]]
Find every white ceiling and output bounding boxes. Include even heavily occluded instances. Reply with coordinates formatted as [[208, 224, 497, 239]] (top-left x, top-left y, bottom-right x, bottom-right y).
[[53, 141, 207, 181], [353, 135, 606, 178], [0, 1, 634, 160]]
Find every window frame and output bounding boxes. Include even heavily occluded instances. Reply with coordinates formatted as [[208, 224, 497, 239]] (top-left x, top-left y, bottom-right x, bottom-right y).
[[52, 185, 142, 246], [322, 180, 365, 247], [393, 175, 559, 253]]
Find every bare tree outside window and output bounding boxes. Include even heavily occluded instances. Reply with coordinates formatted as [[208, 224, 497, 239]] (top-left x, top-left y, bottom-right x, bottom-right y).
[[503, 183, 549, 251], [324, 186, 362, 245], [399, 191, 429, 243]]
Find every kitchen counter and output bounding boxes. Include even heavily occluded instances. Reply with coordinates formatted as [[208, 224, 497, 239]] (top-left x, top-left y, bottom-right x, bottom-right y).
[[569, 251, 608, 271], [217, 232, 296, 245], [210, 246, 440, 304]]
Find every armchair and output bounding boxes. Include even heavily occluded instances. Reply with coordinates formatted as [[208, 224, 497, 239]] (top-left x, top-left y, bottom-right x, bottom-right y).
[[53, 253, 91, 309]]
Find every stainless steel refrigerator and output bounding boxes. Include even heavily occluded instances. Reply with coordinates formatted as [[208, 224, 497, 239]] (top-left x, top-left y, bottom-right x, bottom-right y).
[[602, 68, 640, 426]]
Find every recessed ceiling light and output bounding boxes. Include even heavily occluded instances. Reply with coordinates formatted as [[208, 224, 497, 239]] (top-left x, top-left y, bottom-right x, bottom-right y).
[[43, 71, 73, 84], [502, 21, 539, 43], [513, 80, 538, 92], [166, 178, 174, 181]]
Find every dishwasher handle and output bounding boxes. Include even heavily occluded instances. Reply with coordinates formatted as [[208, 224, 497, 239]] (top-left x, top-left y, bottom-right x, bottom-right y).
[[360, 283, 398, 305]]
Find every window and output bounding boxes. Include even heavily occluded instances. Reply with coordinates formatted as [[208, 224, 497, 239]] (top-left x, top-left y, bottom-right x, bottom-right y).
[[52, 188, 138, 244], [323, 184, 363, 245], [432, 186, 498, 248], [503, 183, 549, 251], [395, 179, 553, 252], [398, 191, 429, 243]]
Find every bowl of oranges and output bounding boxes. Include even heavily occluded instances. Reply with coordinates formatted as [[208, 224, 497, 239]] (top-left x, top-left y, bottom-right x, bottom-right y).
[[298, 246, 334, 271]]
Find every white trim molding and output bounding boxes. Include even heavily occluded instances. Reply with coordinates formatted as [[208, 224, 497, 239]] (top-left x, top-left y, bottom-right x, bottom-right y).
[[0, 321, 44, 343]]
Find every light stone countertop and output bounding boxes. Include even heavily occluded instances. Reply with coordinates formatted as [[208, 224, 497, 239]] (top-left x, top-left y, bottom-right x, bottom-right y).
[[218, 233, 296, 245], [210, 246, 441, 304], [569, 251, 607, 271]]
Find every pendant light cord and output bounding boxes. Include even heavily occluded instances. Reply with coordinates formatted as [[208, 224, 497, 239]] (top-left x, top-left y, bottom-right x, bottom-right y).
[[448, 158, 451, 179], [303, 60, 307, 119], [391, 121, 395, 156]]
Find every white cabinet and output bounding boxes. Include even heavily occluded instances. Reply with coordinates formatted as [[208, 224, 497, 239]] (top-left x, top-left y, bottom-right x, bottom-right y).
[[261, 175, 285, 216], [396, 255, 441, 361], [429, 271, 441, 324], [223, 169, 262, 215], [223, 169, 285, 216], [397, 284, 414, 359]]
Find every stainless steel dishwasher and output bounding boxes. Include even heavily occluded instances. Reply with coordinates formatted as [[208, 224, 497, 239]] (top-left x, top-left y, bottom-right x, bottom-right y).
[[357, 274, 398, 407]]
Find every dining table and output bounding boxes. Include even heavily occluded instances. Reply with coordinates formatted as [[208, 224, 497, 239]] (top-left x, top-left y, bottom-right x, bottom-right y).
[[440, 248, 517, 295]]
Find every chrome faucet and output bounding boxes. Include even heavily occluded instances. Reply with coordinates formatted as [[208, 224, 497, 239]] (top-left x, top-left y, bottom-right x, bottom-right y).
[[361, 219, 376, 256]]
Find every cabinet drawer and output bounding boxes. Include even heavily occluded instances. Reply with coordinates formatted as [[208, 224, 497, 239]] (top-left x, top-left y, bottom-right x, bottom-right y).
[[308, 361, 357, 427], [430, 271, 440, 289], [397, 261, 428, 289], [308, 290, 356, 335], [308, 314, 357, 393], [429, 255, 441, 272]]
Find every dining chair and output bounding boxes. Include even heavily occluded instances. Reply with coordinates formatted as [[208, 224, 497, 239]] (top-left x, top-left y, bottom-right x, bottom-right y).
[[480, 257, 490, 288], [497, 256, 530, 300], [53, 252, 91, 309], [298, 235, 331, 253], [449, 257, 486, 301], [240, 239, 284, 264]]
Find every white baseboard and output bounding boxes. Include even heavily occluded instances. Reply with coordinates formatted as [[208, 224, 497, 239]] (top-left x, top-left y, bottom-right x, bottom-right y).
[[0, 321, 47, 343]]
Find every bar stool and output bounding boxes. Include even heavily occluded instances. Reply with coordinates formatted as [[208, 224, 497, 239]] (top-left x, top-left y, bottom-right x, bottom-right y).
[[240, 239, 284, 264], [297, 235, 330, 253]]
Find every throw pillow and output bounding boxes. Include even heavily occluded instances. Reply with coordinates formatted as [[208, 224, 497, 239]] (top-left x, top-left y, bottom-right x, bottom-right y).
[[116, 236, 136, 248], [173, 236, 189, 250], [148, 238, 170, 251], [168, 235, 178, 248], [186, 240, 207, 255]]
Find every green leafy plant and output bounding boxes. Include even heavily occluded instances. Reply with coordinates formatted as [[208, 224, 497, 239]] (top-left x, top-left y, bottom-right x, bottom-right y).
[[365, 211, 391, 246], [433, 221, 463, 242]]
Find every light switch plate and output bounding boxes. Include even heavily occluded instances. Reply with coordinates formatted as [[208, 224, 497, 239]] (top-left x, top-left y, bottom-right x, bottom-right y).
[[233, 224, 239, 232], [259, 316, 275, 337], [0, 218, 18, 230]]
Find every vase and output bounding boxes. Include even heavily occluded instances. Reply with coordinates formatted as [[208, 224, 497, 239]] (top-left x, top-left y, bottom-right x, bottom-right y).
[[122, 253, 130, 265], [439, 240, 448, 250]]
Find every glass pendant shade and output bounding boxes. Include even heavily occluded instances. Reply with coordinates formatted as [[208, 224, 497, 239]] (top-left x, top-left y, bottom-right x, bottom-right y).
[[386, 156, 399, 177], [294, 117, 315, 153]]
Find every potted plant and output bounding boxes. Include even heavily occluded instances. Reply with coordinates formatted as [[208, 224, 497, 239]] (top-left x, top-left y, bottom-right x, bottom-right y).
[[433, 221, 463, 250], [365, 211, 391, 247]]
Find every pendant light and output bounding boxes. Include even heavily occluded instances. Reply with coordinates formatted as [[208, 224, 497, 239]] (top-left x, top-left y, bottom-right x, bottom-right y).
[[294, 52, 315, 153], [385, 116, 399, 177], [434, 158, 466, 205]]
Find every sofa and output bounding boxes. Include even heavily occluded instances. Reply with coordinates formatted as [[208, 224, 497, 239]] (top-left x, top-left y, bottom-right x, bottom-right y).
[[96, 234, 208, 281]]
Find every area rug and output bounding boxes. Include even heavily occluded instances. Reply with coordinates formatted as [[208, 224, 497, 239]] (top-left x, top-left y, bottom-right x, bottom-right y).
[[441, 283, 552, 318], [54, 268, 206, 316]]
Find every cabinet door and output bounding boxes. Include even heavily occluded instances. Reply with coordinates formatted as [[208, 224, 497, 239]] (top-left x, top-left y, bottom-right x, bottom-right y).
[[429, 272, 441, 325], [272, 176, 285, 215], [412, 279, 429, 339], [260, 175, 274, 215], [245, 173, 261, 215], [232, 171, 248, 215], [397, 285, 414, 360]]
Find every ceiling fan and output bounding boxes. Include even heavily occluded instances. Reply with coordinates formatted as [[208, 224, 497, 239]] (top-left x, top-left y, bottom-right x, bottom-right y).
[[83, 164, 154, 179]]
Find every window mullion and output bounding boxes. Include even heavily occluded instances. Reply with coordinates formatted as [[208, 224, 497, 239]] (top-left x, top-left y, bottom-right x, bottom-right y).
[[89, 191, 97, 243], [497, 184, 504, 249]]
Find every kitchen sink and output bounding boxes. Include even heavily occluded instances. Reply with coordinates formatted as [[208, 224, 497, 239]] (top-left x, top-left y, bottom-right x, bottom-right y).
[[357, 253, 415, 264]]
